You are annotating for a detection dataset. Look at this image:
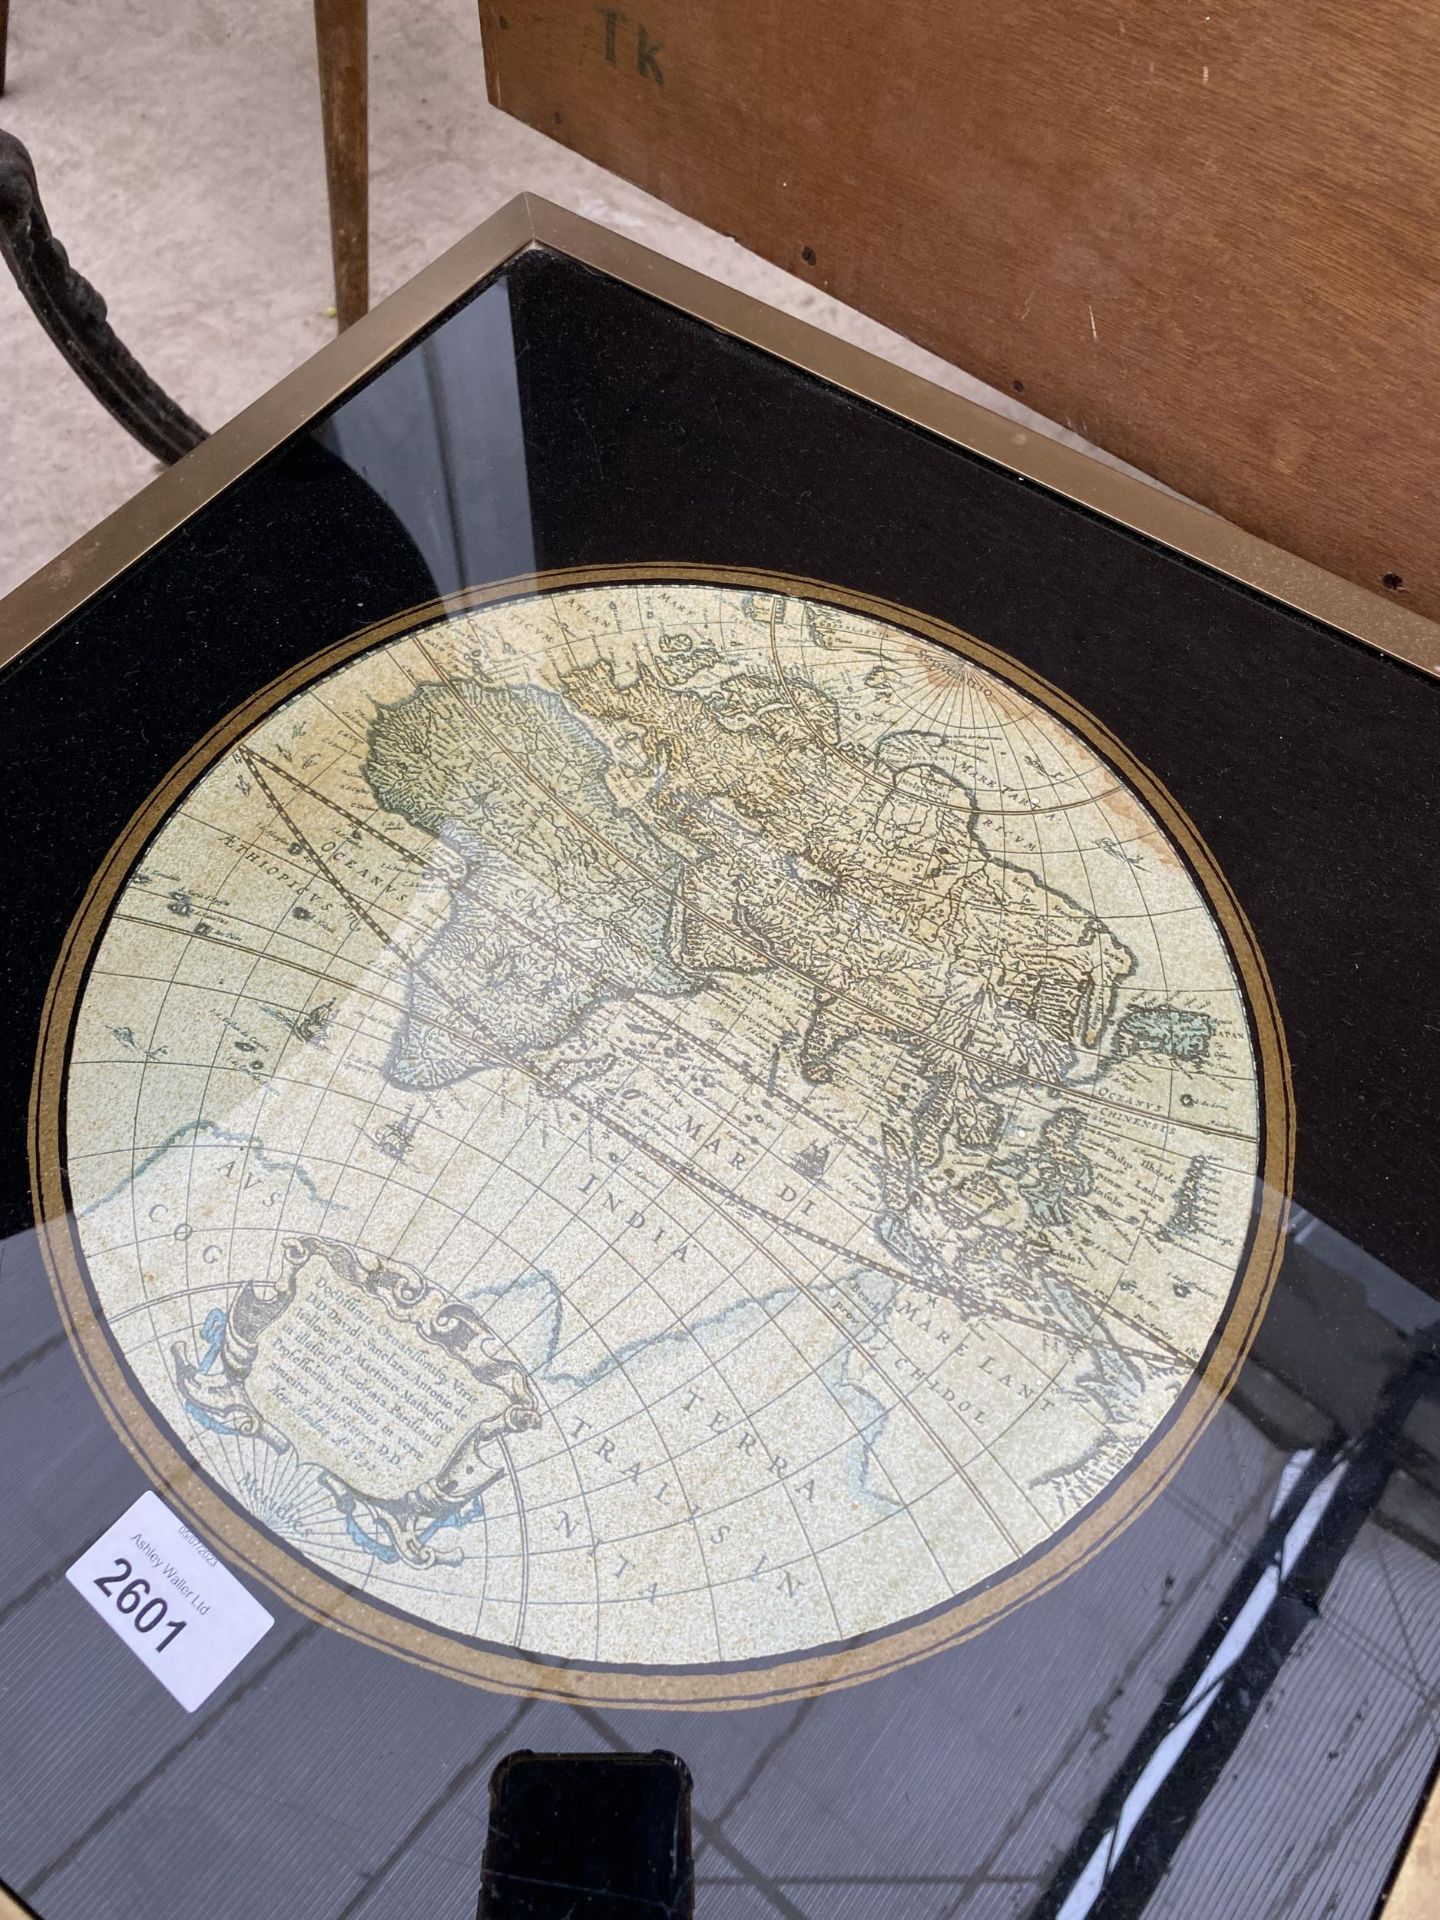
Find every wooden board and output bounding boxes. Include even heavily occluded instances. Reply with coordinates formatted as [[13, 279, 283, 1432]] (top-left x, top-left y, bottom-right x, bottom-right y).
[[481, 1, 1440, 621]]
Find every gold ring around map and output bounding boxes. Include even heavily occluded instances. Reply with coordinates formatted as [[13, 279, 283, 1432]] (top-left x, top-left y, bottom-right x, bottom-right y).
[[32, 567, 1292, 1708]]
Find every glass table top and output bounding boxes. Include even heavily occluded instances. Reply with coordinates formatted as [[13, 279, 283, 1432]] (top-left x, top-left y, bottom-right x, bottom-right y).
[[1, 215, 1438, 1920]]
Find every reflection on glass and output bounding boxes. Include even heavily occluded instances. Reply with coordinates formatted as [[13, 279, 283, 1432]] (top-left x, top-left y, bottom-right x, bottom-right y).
[[314, 279, 534, 596], [36, 580, 1284, 1703]]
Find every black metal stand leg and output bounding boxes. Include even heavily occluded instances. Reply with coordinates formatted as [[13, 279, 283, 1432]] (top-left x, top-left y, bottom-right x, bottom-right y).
[[0, 127, 205, 464]]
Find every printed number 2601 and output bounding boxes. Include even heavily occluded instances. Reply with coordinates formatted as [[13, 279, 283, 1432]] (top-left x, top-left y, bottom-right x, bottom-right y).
[[92, 1558, 187, 1651]]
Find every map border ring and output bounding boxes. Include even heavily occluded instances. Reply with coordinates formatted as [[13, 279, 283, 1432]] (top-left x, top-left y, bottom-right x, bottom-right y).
[[29, 563, 1294, 1709]]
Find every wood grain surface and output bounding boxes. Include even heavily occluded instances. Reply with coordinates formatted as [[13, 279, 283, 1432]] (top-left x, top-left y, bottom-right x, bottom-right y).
[[481, 1, 1440, 620]]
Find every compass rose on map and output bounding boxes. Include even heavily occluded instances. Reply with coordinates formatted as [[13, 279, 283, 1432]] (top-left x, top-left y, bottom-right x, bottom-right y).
[[38, 576, 1289, 1703]]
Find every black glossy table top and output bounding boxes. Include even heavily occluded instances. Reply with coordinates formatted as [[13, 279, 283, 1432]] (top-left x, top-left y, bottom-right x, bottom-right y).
[[1, 240, 1437, 1920]]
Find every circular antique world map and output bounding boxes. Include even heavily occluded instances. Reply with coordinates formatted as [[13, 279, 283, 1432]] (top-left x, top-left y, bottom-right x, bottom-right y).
[[52, 578, 1281, 1699]]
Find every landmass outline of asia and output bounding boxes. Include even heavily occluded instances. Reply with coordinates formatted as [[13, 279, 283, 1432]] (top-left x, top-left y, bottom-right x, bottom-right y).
[[52, 578, 1273, 1683]]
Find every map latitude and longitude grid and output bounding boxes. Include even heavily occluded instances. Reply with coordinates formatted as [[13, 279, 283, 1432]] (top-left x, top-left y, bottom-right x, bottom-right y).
[[73, 610, 1244, 1574], [63, 585, 1260, 1668], [70, 587, 1251, 1651]]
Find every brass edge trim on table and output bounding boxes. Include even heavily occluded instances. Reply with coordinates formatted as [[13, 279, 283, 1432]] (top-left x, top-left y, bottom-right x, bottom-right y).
[[31, 562, 1293, 1710], [520, 200, 1440, 680], [0, 192, 534, 674], [0, 179, 1427, 1888], [0, 194, 1437, 684], [1385, 1769, 1440, 1919]]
